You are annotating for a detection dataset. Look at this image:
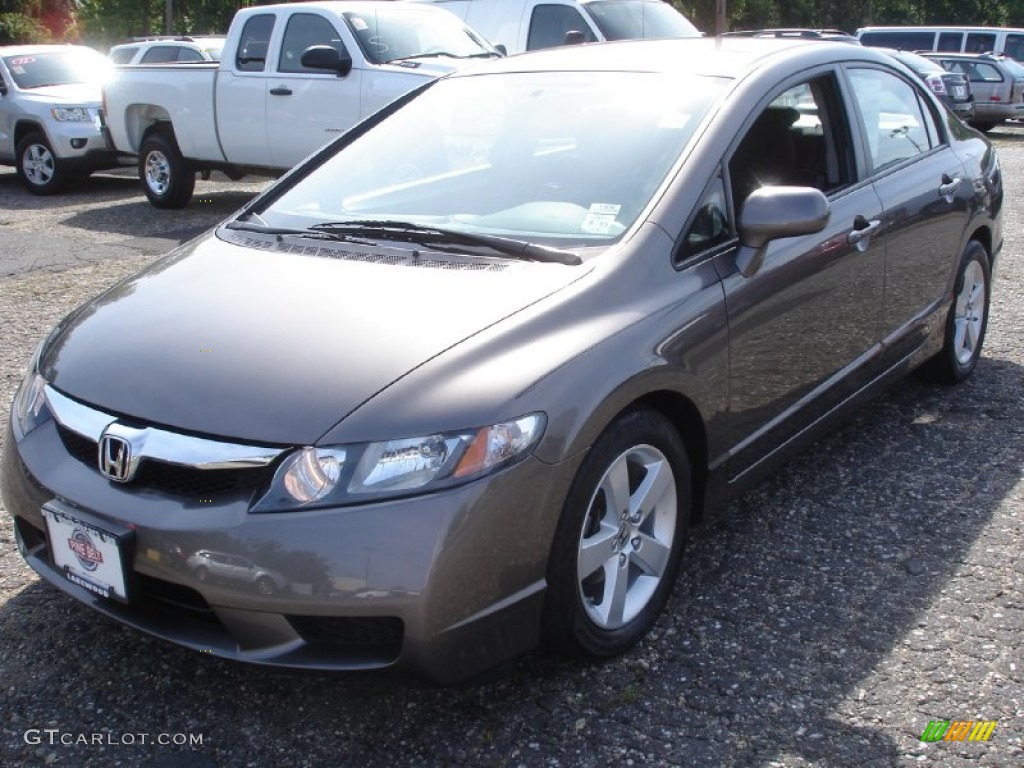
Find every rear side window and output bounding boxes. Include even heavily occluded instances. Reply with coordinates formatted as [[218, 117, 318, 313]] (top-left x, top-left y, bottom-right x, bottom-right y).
[[966, 32, 997, 54], [279, 13, 345, 73], [109, 47, 138, 64], [859, 31, 936, 50], [527, 5, 596, 50], [177, 48, 205, 62], [849, 68, 938, 173], [140, 46, 179, 64], [937, 32, 963, 52], [1005, 35, 1024, 61], [236, 13, 275, 72]]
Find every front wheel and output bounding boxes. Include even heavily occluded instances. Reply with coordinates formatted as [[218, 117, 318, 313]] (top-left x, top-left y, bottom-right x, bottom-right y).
[[921, 240, 991, 384], [543, 408, 690, 658], [139, 131, 195, 208], [16, 132, 66, 195]]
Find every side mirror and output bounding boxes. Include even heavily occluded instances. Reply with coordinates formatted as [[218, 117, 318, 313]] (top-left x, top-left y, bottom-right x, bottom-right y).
[[494, 43, 508, 56], [735, 186, 830, 277], [300, 45, 353, 76], [564, 30, 587, 46]]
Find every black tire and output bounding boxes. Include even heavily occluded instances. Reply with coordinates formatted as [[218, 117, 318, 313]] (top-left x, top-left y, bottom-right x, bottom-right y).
[[138, 130, 195, 208], [969, 121, 995, 133], [542, 408, 690, 658], [255, 576, 277, 596], [920, 240, 991, 384], [16, 132, 66, 195]]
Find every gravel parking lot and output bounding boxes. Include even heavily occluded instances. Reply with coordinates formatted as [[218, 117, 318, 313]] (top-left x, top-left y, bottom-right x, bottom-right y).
[[0, 128, 1021, 768]]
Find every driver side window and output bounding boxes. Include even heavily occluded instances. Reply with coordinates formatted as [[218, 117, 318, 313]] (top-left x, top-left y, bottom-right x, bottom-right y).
[[279, 13, 347, 74]]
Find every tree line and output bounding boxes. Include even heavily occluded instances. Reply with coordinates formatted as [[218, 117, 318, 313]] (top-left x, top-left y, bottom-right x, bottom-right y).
[[5, 1, 1024, 49]]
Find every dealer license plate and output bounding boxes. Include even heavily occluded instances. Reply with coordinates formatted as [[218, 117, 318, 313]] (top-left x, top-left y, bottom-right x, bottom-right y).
[[42, 503, 131, 602]]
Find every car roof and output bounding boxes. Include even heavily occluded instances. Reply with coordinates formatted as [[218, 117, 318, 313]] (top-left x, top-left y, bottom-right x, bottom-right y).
[[452, 37, 895, 80]]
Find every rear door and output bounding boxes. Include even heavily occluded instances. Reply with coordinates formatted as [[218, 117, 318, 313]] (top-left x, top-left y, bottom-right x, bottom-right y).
[[216, 11, 277, 166], [843, 65, 970, 366]]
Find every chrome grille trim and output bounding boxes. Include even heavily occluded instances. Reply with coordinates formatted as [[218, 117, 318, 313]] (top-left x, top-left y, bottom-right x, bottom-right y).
[[45, 385, 285, 469]]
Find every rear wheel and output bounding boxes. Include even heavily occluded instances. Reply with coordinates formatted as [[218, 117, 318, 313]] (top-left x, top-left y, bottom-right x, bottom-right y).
[[543, 408, 690, 657], [921, 240, 990, 384], [969, 121, 995, 133], [16, 132, 66, 195], [139, 130, 195, 208]]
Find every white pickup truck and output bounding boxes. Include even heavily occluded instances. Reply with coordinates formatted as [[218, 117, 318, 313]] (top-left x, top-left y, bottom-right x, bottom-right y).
[[102, 1, 499, 207]]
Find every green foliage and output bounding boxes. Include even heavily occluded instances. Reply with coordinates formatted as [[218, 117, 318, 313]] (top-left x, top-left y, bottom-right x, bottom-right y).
[[0, 12, 50, 44]]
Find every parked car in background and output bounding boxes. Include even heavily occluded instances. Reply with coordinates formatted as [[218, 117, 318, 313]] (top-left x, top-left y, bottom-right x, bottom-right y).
[[923, 51, 1024, 131], [721, 28, 859, 43], [186, 550, 289, 595], [877, 48, 974, 121], [413, 0, 700, 54], [0, 45, 119, 194], [109, 36, 226, 65], [4, 39, 1002, 683], [102, 0, 501, 208], [856, 25, 1024, 61]]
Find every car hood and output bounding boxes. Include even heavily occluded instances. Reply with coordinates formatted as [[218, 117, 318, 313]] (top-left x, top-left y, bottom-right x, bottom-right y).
[[19, 82, 102, 105], [41, 233, 586, 445], [377, 55, 496, 79]]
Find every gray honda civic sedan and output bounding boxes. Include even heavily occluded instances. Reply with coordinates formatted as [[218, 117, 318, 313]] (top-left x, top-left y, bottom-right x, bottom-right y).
[[2, 38, 1002, 683]]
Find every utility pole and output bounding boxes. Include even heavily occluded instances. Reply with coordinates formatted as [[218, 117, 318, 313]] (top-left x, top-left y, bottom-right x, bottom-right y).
[[716, 0, 727, 36], [165, 0, 173, 35]]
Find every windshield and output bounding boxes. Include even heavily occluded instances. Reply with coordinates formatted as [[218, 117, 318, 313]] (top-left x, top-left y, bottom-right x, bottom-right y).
[[255, 71, 724, 248], [342, 8, 494, 64], [2, 49, 111, 89], [584, 1, 700, 41]]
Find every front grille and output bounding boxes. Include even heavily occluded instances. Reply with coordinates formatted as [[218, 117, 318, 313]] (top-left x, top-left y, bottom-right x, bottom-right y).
[[56, 423, 274, 499], [288, 615, 404, 662]]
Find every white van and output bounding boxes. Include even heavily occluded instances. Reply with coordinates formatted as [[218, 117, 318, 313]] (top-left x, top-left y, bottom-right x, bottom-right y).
[[856, 26, 1024, 61], [414, 0, 701, 54]]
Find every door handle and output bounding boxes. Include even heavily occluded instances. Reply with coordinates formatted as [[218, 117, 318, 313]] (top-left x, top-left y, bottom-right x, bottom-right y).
[[847, 215, 881, 247], [938, 173, 962, 200], [269, 87, 293, 96]]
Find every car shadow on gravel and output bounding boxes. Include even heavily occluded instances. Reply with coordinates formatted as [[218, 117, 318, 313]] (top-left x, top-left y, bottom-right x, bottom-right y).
[[60, 194, 261, 245], [0, 169, 142, 208], [1, 358, 1020, 767]]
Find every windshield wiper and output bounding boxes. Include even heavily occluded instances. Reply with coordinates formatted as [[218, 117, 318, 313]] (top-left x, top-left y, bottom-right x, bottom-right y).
[[309, 220, 582, 265], [224, 218, 373, 244]]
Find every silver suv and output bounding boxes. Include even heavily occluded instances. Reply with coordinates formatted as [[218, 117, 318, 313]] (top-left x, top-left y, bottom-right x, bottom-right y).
[[0, 45, 119, 194], [109, 36, 225, 65], [924, 51, 1024, 131]]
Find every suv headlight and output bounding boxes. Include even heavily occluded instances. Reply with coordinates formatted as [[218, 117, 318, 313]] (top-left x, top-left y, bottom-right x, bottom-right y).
[[51, 107, 93, 122], [253, 413, 546, 512]]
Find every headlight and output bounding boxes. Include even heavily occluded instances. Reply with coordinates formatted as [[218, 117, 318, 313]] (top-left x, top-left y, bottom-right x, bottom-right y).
[[13, 372, 50, 437], [51, 107, 93, 122], [253, 413, 546, 512]]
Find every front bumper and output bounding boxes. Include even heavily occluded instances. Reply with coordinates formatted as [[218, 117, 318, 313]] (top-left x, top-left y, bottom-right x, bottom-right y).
[[44, 119, 120, 171], [1, 417, 579, 683]]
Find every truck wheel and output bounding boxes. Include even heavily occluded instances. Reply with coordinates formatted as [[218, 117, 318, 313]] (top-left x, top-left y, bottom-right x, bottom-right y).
[[16, 132, 66, 195], [139, 131, 195, 208]]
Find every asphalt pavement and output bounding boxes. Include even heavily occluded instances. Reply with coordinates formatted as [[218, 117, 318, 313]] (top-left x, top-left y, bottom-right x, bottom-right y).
[[0, 133, 1021, 768]]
